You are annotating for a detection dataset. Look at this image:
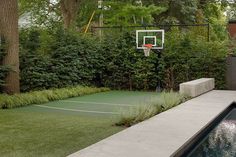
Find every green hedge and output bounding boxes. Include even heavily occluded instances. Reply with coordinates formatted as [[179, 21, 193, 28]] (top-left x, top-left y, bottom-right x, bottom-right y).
[[100, 32, 159, 90], [160, 29, 228, 90], [19, 29, 104, 92], [1, 28, 229, 92], [101, 30, 228, 90], [0, 86, 110, 109]]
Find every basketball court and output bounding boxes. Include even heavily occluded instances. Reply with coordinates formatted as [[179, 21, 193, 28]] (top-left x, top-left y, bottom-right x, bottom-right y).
[[14, 91, 160, 117], [11, 29, 165, 117]]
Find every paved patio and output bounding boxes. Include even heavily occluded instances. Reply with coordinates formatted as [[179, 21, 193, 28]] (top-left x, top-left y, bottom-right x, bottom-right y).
[[68, 90, 236, 157]]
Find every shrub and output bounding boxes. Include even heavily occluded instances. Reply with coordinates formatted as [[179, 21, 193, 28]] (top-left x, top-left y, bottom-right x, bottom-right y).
[[149, 91, 189, 110], [115, 91, 189, 127], [100, 32, 159, 90], [20, 49, 56, 92], [17, 27, 228, 92], [161, 28, 228, 90], [0, 86, 110, 109], [101, 30, 228, 90], [19, 28, 105, 92], [115, 104, 158, 127]]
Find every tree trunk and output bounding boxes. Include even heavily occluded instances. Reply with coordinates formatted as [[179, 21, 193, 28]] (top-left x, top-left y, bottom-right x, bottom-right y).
[[0, 0, 20, 94], [60, 0, 80, 29]]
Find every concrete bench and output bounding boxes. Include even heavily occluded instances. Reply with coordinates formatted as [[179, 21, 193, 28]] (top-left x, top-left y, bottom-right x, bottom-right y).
[[179, 78, 215, 97]]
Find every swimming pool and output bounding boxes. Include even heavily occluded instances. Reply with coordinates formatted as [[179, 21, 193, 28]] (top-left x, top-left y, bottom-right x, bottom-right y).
[[173, 103, 236, 157]]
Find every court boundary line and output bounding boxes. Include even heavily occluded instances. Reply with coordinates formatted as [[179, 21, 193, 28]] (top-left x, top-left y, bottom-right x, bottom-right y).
[[35, 105, 119, 115], [60, 100, 135, 107]]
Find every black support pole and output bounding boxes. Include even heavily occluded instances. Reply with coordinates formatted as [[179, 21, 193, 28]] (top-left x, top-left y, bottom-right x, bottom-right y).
[[154, 49, 162, 92]]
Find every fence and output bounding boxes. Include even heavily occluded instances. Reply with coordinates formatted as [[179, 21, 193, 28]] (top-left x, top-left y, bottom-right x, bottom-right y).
[[91, 23, 210, 42]]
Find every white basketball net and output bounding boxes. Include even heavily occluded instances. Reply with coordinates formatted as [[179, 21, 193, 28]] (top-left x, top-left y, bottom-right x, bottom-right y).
[[143, 47, 151, 57], [143, 44, 153, 57]]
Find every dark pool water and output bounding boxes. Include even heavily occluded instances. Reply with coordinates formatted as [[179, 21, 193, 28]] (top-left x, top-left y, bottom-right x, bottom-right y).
[[188, 109, 236, 157]]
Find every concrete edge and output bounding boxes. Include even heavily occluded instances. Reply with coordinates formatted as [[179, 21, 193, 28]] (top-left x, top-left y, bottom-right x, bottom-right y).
[[170, 101, 235, 157], [179, 78, 215, 97], [68, 90, 236, 157]]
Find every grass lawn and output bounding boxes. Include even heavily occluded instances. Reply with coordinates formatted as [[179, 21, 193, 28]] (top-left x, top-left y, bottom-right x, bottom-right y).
[[0, 91, 158, 157], [0, 110, 123, 157]]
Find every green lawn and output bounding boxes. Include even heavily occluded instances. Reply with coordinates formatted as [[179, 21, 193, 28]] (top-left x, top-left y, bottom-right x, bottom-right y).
[[0, 110, 123, 157], [0, 91, 158, 157]]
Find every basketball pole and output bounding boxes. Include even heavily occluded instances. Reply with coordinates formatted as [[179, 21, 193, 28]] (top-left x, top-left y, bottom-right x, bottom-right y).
[[154, 49, 162, 92]]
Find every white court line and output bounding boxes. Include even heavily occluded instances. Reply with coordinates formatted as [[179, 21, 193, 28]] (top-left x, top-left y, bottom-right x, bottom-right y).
[[60, 100, 135, 107], [35, 105, 119, 115]]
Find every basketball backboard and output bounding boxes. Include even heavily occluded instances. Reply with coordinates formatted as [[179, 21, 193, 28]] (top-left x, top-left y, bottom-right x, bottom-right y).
[[136, 30, 165, 50]]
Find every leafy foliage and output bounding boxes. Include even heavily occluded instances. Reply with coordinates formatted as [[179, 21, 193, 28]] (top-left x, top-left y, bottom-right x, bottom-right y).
[[161, 28, 228, 90], [19, 28, 56, 91], [100, 29, 228, 90], [76, 0, 98, 28], [0, 0, 230, 94], [19, 28, 105, 92], [103, 2, 166, 26], [19, 0, 62, 27], [17, 27, 228, 92], [0, 86, 110, 109], [100, 32, 159, 90], [50, 29, 103, 87], [141, 0, 199, 24], [116, 91, 189, 127]]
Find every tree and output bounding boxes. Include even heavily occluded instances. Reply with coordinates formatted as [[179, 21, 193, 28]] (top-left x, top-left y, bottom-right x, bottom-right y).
[[60, 0, 81, 29], [19, 0, 61, 28], [151, 0, 198, 24], [76, 0, 97, 28], [102, 1, 166, 26], [0, 0, 20, 93], [19, 0, 81, 29]]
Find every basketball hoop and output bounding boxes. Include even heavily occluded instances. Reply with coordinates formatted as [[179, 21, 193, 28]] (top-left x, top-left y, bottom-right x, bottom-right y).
[[143, 44, 153, 57]]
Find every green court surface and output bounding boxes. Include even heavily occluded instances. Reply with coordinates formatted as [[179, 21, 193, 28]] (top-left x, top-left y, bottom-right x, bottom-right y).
[[0, 90, 159, 157], [15, 90, 160, 116]]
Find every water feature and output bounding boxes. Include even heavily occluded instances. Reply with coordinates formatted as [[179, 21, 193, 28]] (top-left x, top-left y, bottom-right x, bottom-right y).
[[187, 109, 236, 157]]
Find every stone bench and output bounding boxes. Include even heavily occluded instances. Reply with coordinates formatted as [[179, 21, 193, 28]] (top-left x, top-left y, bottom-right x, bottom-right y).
[[179, 78, 215, 97]]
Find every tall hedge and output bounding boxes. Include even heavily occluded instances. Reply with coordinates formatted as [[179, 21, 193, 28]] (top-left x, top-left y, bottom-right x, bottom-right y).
[[3, 27, 228, 92], [100, 30, 228, 90], [19, 28, 105, 92], [100, 32, 159, 90], [50, 29, 104, 87], [161, 29, 227, 90]]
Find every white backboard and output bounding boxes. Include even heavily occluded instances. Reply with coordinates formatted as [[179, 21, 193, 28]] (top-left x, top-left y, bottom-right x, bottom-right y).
[[136, 30, 165, 49]]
